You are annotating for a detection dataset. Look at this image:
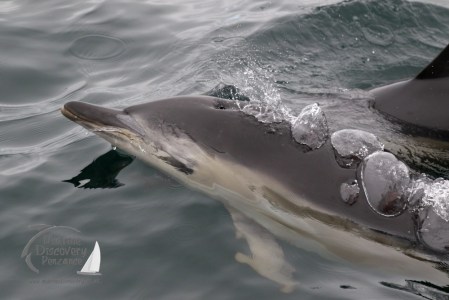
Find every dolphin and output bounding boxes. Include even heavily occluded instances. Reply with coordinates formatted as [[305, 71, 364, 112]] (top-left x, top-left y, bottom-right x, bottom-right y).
[[372, 43, 449, 135], [61, 95, 449, 290]]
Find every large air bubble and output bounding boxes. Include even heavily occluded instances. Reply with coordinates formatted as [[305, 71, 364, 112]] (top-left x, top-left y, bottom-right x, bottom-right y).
[[408, 176, 449, 222], [361, 151, 410, 217], [331, 129, 384, 168], [418, 207, 449, 253], [291, 103, 329, 149]]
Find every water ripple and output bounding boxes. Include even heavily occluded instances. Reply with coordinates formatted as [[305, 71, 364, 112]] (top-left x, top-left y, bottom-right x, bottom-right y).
[[70, 35, 126, 60], [0, 126, 88, 156], [0, 80, 86, 122]]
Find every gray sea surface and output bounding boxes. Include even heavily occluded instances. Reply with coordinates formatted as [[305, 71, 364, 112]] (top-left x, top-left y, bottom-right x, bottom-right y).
[[2, 0, 449, 299]]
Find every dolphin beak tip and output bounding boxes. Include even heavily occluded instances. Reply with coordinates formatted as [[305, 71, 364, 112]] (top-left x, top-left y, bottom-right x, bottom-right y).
[[60, 101, 138, 135]]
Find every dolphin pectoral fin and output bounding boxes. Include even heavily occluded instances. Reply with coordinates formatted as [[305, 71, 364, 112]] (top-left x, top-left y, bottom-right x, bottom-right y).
[[234, 251, 296, 293], [235, 229, 243, 240], [235, 251, 252, 264], [226, 206, 298, 293], [234, 250, 297, 294]]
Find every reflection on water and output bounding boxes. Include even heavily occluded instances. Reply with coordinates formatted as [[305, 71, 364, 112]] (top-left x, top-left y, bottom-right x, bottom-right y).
[[63, 149, 134, 189]]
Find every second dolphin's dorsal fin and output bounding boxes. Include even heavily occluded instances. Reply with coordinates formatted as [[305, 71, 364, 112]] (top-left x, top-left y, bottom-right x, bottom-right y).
[[416, 44, 449, 80], [372, 42, 449, 134]]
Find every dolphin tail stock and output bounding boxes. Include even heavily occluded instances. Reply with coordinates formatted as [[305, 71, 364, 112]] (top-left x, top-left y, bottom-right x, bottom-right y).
[[372, 42, 449, 135]]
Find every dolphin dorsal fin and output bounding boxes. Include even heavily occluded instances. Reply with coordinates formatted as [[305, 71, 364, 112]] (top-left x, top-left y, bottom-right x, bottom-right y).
[[416, 44, 449, 80], [372, 43, 449, 134]]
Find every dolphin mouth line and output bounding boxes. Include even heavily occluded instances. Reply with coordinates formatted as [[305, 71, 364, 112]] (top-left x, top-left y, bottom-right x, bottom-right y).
[[61, 105, 99, 128], [60, 105, 140, 141]]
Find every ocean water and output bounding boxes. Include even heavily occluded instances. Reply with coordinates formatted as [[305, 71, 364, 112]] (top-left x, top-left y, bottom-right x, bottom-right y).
[[2, 0, 449, 299]]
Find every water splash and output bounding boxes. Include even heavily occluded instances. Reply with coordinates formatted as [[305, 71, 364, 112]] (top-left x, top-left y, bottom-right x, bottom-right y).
[[241, 100, 287, 123], [236, 65, 294, 123], [216, 53, 296, 123]]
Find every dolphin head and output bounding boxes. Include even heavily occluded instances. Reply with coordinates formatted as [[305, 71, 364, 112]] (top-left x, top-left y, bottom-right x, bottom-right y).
[[61, 100, 147, 154], [61, 96, 249, 181]]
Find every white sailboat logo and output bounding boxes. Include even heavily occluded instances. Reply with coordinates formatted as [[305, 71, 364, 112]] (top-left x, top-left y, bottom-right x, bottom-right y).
[[77, 241, 102, 276]]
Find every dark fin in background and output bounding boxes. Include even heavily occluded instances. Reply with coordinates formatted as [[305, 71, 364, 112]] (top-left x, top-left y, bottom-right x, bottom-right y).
[[416, 44, 449, 80], [372, 42, 449, 135], [204, 83, 250, 101], [63, 149, 134, 189]]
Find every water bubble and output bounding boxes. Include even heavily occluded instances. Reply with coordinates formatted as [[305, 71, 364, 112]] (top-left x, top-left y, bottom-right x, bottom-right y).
[[331, 129, 384, 168], [242, 101, 286, 123], [291, 103, 329, 149], [407, 175, 431, 208], [340, 180, 360, 205], [418, 207, 449, 253], [361, 152, 410, 217], [408, 176, 449, 222]]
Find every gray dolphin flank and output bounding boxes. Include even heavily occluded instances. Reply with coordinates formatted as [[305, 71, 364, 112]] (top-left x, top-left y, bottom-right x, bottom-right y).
[[62, 93, 449, 289], [372, 43, 449, 134]]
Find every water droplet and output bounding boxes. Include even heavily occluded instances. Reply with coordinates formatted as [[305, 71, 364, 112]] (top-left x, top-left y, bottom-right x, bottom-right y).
[[340, 180, 360, 205]]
